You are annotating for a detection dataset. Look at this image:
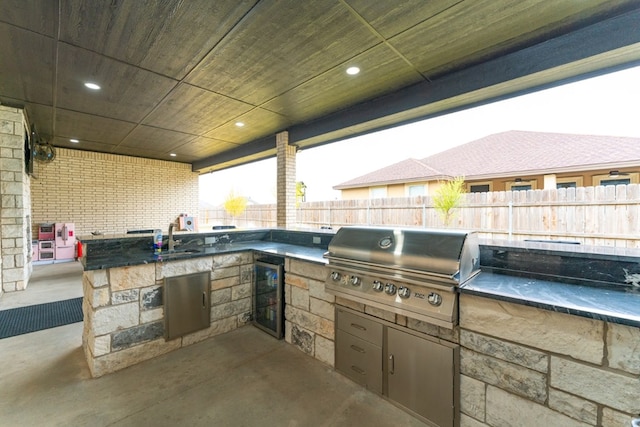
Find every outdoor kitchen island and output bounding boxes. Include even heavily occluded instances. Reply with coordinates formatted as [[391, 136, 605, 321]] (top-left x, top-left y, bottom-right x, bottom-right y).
[[79, 228, 640, 427]]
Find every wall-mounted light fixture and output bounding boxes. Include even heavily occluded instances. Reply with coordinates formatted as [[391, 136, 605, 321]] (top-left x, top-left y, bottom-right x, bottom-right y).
[[514, 178, 522, 183], [609, 170, 620, 177]]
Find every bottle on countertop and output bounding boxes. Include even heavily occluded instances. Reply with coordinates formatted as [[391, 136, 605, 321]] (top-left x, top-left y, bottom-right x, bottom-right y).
[[153, 229, 163, 254]]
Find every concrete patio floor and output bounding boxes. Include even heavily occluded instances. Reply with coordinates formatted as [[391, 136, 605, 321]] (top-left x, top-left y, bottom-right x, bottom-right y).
[[0, 263, 428, 426], [0, 260, 84, 310]]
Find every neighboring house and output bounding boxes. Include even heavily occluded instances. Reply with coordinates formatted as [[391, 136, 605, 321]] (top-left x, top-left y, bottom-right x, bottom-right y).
[[334, 130, 640, 199]]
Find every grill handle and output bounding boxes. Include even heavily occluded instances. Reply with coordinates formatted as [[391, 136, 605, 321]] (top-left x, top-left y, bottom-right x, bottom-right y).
[[389, 354, 395, 374]]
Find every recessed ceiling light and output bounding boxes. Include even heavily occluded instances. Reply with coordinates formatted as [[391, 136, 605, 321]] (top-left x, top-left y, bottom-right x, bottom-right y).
[[169, 153, 177, 157], [70, 139, 79, 143], [346, 66, 360, 75], [235, 122, 245, 127], [84, 82, 101, 90]]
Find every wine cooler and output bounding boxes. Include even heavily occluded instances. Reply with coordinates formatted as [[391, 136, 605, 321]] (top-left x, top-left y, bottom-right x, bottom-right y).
[[253, 256, 284, 339]]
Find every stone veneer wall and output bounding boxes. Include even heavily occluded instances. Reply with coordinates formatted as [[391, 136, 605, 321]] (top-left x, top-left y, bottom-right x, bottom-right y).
[[283, 258, 336, 365], [459, 294, 640, 427], [82, 252, 253, 377], [0, 105, 32, 293], [282, 257, 458, 367], [81, 251, 640, 425], [30, 147, 199, 238], [283, 259, 640, 426]]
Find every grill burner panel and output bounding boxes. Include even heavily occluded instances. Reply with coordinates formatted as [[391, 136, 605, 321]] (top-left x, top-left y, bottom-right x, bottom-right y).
[[325, 266, 458, 328], [324, 226, 480, 328]]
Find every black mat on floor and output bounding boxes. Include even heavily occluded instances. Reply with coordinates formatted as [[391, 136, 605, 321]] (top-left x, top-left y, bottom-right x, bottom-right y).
[[0, 297, 83, 339]]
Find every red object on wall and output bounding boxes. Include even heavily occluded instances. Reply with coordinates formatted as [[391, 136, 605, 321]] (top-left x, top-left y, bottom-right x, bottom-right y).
[[76, 241, 83, 258]]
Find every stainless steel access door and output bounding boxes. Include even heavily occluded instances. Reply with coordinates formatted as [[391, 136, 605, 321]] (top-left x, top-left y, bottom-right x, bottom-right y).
[[164, 271, 211, 340], [386, 327, 458, 427]]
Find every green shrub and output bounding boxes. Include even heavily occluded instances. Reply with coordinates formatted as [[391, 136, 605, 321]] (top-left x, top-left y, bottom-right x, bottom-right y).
[[433, 176, 465, 226]]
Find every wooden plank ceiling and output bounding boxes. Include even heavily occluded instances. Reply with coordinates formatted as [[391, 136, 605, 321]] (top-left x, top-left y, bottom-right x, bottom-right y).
[[1, 0, 639, 173]]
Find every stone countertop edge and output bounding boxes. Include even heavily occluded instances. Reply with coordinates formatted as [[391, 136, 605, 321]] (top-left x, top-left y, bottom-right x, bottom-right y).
[[460, 271, 640, 328]]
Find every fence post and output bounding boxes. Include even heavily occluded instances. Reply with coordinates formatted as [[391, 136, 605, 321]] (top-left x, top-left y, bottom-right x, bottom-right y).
[[508, 201, 513, 239], [422, 204, 426, 228]]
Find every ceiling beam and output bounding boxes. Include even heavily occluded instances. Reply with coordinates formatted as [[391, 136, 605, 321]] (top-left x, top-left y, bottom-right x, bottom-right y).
[[192, 134, 275, 172]]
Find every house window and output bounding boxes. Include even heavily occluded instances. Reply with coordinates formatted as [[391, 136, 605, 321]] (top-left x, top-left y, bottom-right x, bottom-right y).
[[506, 180, 537, 191], [407, 185, 425, 196], [556, 176, 582, 189], [370, 186, 387, 198], [557, 182, 576, 189], [511, 185, 532, 191], [593, 172, 638, 186], [601, 178, 631, 186], [469, 183, 491, 193]]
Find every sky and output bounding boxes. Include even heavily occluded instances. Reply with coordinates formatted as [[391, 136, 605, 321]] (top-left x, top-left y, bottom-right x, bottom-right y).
[[199, 65, 639, 205]]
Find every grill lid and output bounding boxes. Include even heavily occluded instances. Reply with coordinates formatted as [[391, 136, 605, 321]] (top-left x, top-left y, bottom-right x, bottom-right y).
[[325, 226, 480, 284]]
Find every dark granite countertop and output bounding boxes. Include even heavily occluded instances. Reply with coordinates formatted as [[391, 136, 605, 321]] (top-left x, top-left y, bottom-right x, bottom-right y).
[[81, 242, 327, 270], [460, 271, 640, 328], [80, 229, 640, 328], [80, 229, 330, 271]]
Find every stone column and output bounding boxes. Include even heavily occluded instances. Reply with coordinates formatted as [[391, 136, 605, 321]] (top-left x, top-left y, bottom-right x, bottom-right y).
[[0, 105, 32, 293], [276, 131, 296, 228]]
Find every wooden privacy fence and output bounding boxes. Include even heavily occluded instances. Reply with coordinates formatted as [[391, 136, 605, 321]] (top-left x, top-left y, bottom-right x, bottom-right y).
[[200, 184, 640, 248]]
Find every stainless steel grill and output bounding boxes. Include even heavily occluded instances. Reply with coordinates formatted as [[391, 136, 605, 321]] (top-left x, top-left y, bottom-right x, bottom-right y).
[[324, 226, 480, 328]]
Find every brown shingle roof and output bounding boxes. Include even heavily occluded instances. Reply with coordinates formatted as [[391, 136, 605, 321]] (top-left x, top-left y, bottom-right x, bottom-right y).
[[334, 130, 640, 189], [335, 158, 446, 188]]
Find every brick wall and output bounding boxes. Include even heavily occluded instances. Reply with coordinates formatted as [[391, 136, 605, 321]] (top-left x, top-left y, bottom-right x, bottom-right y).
[[0, 105, 32, 293], [276, 131, 296, 228], [30, 148, 199, 237]]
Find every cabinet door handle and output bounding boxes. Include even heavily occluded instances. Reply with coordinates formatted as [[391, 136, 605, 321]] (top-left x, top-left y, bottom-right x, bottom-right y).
[[350, 344, 365, 353], [389, 354, 395, 375], [350, 365, 365, 375], [350, 323, 366, 331], [202, 292, 206, 309]]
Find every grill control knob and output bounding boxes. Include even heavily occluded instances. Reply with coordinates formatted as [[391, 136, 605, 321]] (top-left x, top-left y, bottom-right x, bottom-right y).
[[372, 280, 384, 292], [349, 275, 361, 286], [398, 286, 411, 299], [330, 271, 341, 281], [384, 283, 397, 295], [428, 292, 442, 306]]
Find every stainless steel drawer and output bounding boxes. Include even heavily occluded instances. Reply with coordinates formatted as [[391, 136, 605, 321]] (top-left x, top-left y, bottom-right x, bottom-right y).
[[335, 329, 382, 393], [336, 307, 383, 345]]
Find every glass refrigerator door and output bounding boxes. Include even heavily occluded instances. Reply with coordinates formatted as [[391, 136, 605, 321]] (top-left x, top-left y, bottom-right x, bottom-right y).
[[254, 261, 284, 338]]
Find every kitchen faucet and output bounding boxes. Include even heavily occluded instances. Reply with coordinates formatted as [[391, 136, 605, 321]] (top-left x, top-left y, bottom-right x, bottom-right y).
[[168, 222, 180, 251]]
